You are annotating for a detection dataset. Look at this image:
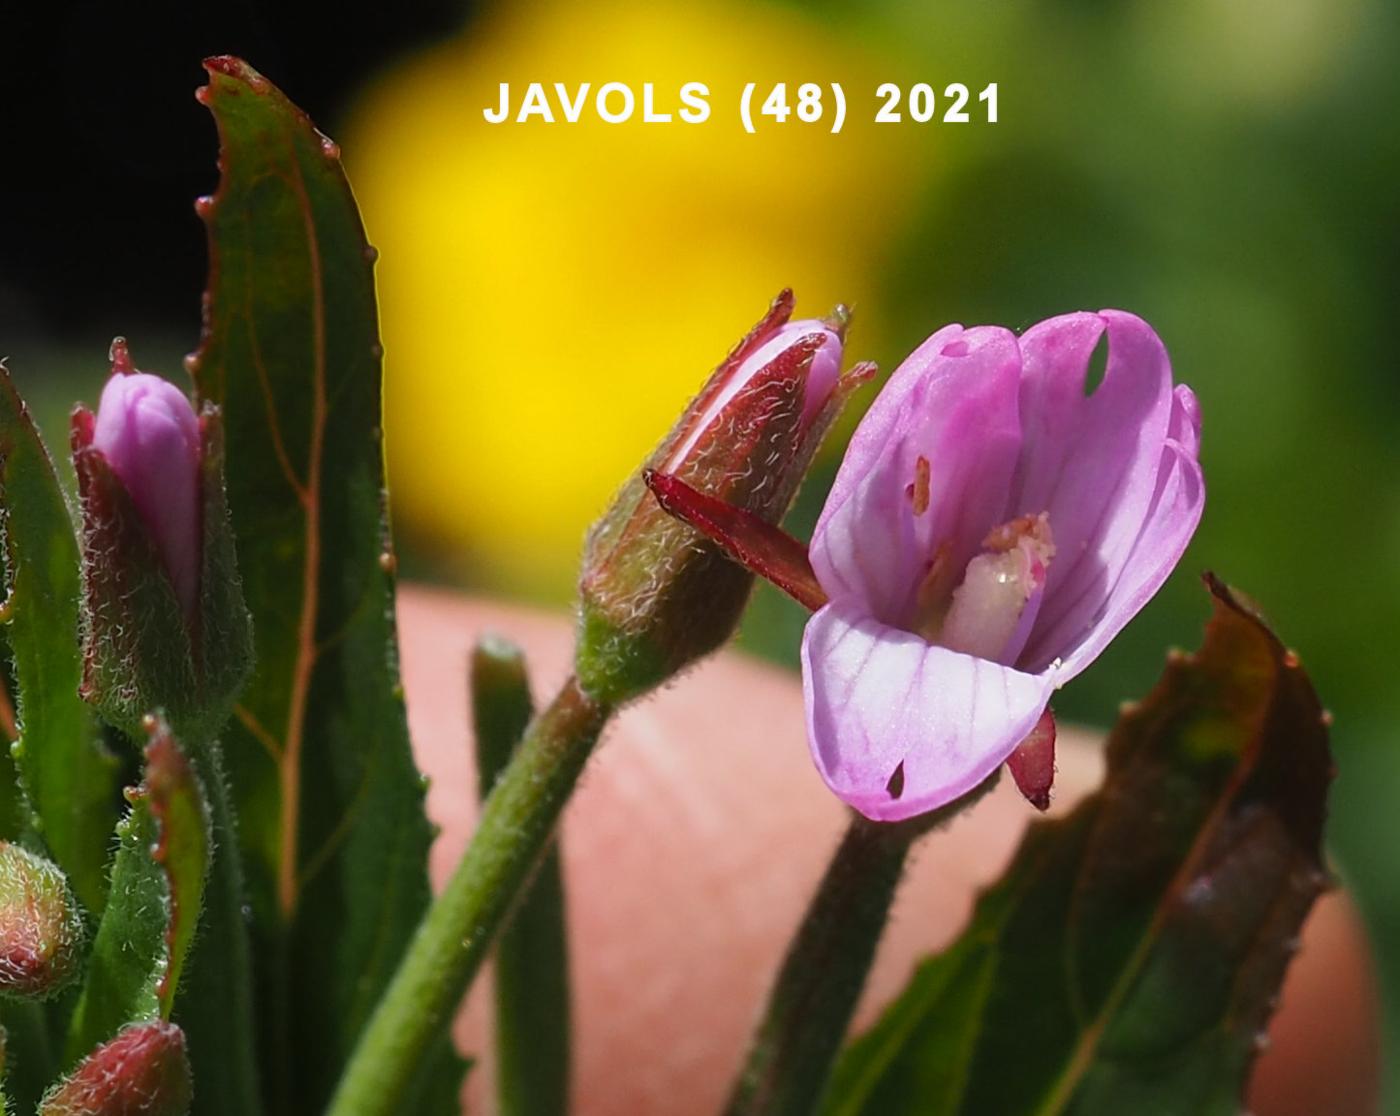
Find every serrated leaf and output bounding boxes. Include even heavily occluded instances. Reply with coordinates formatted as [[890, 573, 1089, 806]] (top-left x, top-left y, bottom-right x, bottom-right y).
[[822, 576, 1333, 1116], [189, 57, 438, 1110], [142, 724, 211, 1019], [65, 724, 211, 1066], [64, 795, 162, 1064], [0, 364, 119, 913], [0, 649, 29, 844]]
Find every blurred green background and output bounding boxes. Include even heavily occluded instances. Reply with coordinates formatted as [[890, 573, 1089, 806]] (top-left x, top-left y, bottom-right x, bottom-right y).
[[3, 0, 1396, 1106]]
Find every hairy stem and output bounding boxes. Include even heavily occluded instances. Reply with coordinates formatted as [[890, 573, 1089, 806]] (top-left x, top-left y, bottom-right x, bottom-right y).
[[178, 739, 261, 1115], [724, 773, 996, 1116], [724, 814, 915, 1116], [326, 678, 608, 1116]]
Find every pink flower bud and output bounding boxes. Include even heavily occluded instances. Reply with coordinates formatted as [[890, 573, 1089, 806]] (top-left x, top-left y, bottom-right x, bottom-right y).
[[0, 842, 84, 1000], [39, 1021, 192, 1116], [73, 338, 251, 740], [90, 340, 202, 618], [577, 291, 873, 703], [659, 318, 845, 472]]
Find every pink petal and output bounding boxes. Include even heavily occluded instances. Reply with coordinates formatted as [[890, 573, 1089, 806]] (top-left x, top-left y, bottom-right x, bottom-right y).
[[1054, 428, 1204, 679], [801, 601, 1056, 822], [1012, 311, 1179, 672], [93, 371, 202, 618], [1170, 382, 1201, 457], [810, 325, 1023, 626]]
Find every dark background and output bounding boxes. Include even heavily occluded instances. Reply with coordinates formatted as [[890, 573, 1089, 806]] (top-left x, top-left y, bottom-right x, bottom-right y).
[[0, 2, 463, 345]]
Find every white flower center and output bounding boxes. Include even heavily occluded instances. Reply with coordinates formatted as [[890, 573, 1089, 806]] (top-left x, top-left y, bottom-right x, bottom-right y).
[[913, 512, 1055, 664]]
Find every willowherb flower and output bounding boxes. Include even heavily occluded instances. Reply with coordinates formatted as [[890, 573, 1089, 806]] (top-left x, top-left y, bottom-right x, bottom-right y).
[[802, 311, 1203, 821]]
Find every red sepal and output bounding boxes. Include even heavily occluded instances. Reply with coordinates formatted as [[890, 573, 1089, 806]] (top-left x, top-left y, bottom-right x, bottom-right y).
[[1007, 707, 1056, 811], [644, 470, 829, 612]]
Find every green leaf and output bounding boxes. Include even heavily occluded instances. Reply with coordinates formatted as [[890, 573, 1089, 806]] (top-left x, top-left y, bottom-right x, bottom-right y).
[[64, 796, 162, 1064], [65, 723, 211, 1065], [0, 363, 120, 913], [472, 637, 570, 1116], [0, 649, 29, 844], [0, 1001, 55, 1112], [142, 723, 211, 1020], [821, 576, 1333, 1116], [189, 57, 439, 1110]]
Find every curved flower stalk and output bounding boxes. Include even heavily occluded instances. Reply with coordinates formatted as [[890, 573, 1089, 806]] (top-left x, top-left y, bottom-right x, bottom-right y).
[[650, 311, 1202, 821], [805, 311, 1203, 820]]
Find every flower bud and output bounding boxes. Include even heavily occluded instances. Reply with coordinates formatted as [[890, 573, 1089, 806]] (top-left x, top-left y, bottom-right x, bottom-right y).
[[0, 842, 84, 1001], [39, 1021, 192, 1116], [576, 291, 872, 704], [73, 339, 252, 739], [91, 348, 201, 619]]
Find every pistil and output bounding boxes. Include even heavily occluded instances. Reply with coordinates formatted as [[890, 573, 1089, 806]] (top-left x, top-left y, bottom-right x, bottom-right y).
[[916, 513, 1055, 663]]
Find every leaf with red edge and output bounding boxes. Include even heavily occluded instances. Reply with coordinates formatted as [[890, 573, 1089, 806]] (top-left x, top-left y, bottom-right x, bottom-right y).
[[822, 575, 1334, 1116], [188, 56, 449, 1111], [64, 721, 210, 1069], [142, 720, 211, 1019]]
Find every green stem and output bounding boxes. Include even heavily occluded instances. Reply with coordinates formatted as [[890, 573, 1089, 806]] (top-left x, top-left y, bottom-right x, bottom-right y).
[[326, 677, 609, 1116], [724, 814, 916, 1116], [725, 773, 1000, 1116], [178, 740, 261, 1115], [3, 1000, 55, 1111], [472, 638, 572, 1116]]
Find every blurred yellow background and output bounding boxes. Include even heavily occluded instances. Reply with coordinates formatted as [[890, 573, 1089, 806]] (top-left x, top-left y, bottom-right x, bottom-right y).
[[344, 0, 933, 594]]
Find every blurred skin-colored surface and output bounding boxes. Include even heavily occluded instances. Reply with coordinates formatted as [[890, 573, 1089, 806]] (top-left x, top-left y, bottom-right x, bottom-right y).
[[399, 586, 1381, 1116]]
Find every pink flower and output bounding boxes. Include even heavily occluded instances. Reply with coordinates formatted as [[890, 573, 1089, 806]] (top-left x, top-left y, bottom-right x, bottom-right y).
[[90, 343, 202, 618], [803, 311, 1203, 821]]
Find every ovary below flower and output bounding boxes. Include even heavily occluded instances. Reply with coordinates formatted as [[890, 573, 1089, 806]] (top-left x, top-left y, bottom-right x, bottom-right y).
[[803, 311, 1203, 821]]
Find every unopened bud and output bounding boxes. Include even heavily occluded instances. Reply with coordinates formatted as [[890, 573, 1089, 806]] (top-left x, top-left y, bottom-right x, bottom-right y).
[[91, 341, 202, 619], [73, 339, 252, 738], [577, 291, 872, 703], [0, 843, 84, 1000], [39, 1021, 191, 1116]]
